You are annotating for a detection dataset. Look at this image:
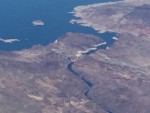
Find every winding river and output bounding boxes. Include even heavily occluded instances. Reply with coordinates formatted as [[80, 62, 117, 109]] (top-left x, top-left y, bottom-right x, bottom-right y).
[[67, 39, 117, 99]]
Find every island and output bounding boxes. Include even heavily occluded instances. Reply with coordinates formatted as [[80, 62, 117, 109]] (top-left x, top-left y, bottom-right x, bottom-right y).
[[0, 38, 20, 43], [32, 20, 45, 26]]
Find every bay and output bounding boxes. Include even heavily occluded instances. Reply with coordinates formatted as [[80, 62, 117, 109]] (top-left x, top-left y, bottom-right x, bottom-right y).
[[0, 0, 117, 51]]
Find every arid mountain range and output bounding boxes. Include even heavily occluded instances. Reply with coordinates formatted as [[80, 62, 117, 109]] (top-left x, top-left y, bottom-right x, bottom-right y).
[[0, 0, 150, 113]]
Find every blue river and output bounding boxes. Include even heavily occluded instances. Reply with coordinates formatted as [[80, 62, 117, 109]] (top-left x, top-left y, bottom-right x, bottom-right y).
[[0, 0, 117, 51]]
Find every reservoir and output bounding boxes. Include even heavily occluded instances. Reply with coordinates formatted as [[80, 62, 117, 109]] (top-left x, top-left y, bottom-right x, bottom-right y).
[[0, 0, 117, 51]]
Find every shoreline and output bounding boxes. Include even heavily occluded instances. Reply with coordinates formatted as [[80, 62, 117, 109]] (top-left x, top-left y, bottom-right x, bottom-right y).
[[70, 0, 150, 36]]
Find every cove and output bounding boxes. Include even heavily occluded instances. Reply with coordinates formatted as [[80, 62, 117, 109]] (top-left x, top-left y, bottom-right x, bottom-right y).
[[0, 0, 118, 51]]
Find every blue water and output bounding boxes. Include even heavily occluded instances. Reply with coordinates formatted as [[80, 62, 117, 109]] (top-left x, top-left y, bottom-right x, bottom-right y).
[[0, 0, 117, 51]]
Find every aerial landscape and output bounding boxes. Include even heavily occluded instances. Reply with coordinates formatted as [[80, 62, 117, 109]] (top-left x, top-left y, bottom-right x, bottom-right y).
[[0, 0, 150, 113]]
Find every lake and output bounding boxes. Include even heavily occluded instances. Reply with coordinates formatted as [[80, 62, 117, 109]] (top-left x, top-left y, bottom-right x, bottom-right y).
[[0, 0, 117, 51]]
